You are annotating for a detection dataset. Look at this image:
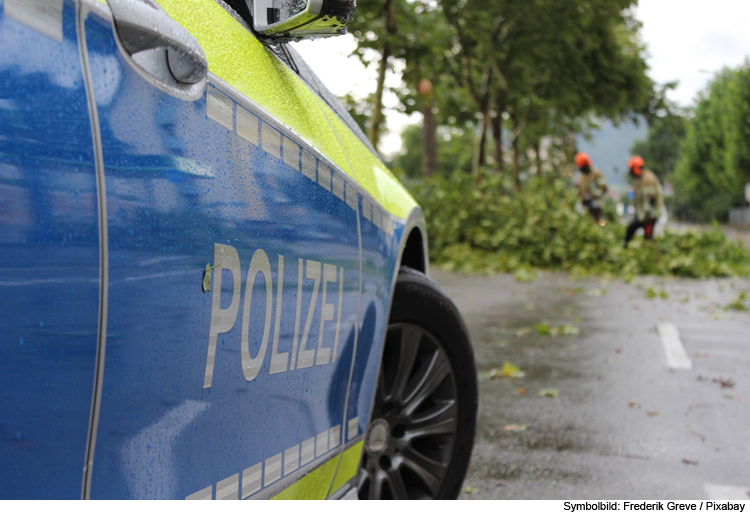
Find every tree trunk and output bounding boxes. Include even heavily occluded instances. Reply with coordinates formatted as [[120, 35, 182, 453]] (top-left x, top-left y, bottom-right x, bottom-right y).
[[419, 79, 440, 178], [367, 0, 396, 152], [472, 66, 493, 180], [492, 92, 505, 172], [510, 110, 520, 192], [472, 117, 489, 180], [534, 140, 542, 178]]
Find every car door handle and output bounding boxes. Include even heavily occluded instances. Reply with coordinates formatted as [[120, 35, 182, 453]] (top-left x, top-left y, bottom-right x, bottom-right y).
[[108, 0, 207, 86]]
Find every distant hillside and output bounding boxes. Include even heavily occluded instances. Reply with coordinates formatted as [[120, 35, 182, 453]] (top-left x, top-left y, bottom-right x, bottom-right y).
[[576, 119, 647, 189]]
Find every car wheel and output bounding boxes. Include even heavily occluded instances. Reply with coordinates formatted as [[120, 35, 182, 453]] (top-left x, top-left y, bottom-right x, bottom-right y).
[[358, 267, 477, 499]]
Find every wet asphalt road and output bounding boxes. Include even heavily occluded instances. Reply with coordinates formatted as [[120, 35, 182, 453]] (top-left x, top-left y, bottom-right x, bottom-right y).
[[431, 269, 750, 500]]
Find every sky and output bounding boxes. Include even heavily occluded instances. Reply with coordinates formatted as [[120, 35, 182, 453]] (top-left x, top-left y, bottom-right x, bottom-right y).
[[637, 0, 750, 105], [293, 0, 750, 155]]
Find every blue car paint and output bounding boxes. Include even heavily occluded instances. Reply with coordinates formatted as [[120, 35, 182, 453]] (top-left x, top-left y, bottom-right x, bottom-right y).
[[1, 0, 408, 499], [346, 205, 402, 443], [0, 0, 100, 499], [84, 7, 377, 499]]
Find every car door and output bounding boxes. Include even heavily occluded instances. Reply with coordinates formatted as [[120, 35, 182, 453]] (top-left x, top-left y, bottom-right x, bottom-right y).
[[80, 0, 363, 499], [0, 0, 102, 499], [283, 48, 420, 492]]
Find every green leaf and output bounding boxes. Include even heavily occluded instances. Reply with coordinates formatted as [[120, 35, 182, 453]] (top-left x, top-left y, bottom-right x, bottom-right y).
[[535, 323, 552, 336], [500, 362, 526, 378], [202, 264, 212, 293]]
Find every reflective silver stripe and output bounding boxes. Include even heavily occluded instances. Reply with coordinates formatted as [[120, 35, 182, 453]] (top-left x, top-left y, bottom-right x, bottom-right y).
[[206, 76, 407, 226], [384, 215, 394, 235], [332, 172, 345, 200], [186, 485, 213, 500], [241, 462, 262, 499], [301, 150, 316, 181], [315, 430, 329, 458], [329, 425, 341, 449], [5, 0, 63, 42], [300, 437, 315, 467], [264, 454, 282, 485], [261, 121, 281, 159], [341, 488, 359, 500], [347, 417, 359, 442], [216, 474, 239, 500], [282, 136, 300, 171], [284, 445, 300, 475], [206, 86, 234, 131], [345, 181, 357, 210], [236, 105, 259, 145], [317, 162, 332, 192], [373, 207, 382, 230], [362, 196, 372, 222]]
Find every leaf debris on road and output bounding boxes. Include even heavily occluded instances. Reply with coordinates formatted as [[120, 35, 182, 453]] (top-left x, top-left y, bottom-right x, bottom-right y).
[[481, 362, 527, 380], [539, 388, 559, 398], [503, 424, 530, 431], [713, 377, 735, 388], [646, 286, 669, 299], [535, 323, 580, 336], [725, 291, 748, 311]]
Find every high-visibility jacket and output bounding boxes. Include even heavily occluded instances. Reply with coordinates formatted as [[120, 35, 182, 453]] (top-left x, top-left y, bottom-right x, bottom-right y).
[[633, 169, 664, 221], [577, 167, 607, 202]]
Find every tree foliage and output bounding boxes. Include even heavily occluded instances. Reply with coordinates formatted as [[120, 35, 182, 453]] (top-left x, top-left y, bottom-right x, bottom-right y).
[[631, 84, 686, 181], [348, 0, 654, 185], [409, 172, 750, 278], [671, 64, 750, 221], [343, 2, 750, 277], [390, 123, 474, 181]]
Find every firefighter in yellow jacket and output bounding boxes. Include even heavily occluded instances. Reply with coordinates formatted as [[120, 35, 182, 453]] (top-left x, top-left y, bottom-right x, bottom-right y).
[[574, 152, 608, 223], [624, 156, 664, 247]]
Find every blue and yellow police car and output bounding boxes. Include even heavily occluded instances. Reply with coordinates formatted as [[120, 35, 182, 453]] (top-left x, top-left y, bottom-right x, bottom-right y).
[[0, 0, 477, 499]]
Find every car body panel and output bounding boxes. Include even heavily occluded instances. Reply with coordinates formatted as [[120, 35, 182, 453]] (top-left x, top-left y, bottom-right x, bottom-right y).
[[83, 3, 367, 498], [0, 0, 100, 499], [1, 0, 424, 499], [154, 0, 418, 220]]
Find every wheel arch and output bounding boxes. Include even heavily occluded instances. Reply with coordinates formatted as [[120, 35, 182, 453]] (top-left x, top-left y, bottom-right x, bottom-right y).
[[397, 207, 429, 275]]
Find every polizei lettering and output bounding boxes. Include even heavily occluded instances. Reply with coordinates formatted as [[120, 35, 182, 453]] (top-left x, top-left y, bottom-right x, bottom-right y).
[[203, 243, 345, 388]]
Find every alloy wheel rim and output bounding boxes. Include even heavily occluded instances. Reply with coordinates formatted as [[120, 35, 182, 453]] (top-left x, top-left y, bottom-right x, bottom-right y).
[[358, 323, 458, 499]]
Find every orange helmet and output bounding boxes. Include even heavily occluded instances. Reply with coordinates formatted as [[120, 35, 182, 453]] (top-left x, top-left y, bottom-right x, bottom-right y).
[[575, 152, 592, 169], [628, 156, 645, 176]]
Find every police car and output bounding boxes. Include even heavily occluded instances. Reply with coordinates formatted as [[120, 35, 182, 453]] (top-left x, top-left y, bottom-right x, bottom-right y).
[[0, 0, 477, 499]]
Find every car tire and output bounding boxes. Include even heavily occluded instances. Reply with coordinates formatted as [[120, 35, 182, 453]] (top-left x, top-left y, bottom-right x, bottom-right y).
[[358, 267, 477, 499]]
